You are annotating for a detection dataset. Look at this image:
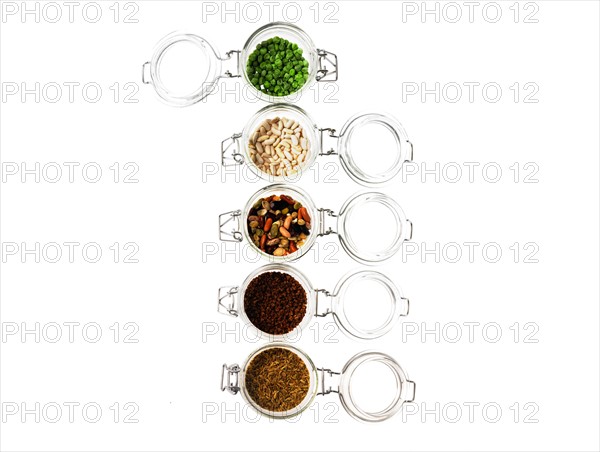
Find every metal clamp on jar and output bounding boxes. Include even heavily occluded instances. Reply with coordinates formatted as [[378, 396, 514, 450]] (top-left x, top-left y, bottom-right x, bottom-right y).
[[222, 343, 416, 422], [218, 263, 409, 340], [222, 104, 413, 186], [218, 184, 413, 265], [141, 22, 338, 106]]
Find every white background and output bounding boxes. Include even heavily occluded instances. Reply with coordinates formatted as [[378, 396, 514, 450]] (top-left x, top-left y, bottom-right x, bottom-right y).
[[1, 1, 599, 451]]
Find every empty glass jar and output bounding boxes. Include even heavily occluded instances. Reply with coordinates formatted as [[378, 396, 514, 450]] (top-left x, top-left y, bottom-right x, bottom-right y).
[[222, 343, 416, 422], [141, 22, 338, 106], [218, 263, 409, 340], [222, 103, 413, 186]]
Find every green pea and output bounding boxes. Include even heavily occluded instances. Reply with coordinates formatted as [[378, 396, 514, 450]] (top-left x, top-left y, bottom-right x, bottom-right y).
[[246, 36, 309, 96]]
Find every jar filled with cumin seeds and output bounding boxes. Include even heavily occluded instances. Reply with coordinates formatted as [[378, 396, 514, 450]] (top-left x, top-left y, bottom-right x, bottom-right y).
[[222, 343, 416, 422], [218, 263, 409, 340]]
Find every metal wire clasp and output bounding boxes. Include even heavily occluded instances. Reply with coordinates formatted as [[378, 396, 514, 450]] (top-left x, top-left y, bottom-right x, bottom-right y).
[[317, 208, 337, 236], [221, 133, 244, 167], [316, 49, 338, 82], [218, 286, 239, 316], [221, 364, 241, 394], [317, 368, 341, 395], [319, 128, 339, 156], [221, 50, 241, 78], [219, 210, 243, 242], [314, 289, 333, 317]]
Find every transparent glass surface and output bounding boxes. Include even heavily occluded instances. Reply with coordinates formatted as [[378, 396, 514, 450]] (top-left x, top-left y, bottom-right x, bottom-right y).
[[331, 270, 405, 339], [339, 351, 415, 422], [338, 113, 411, 186], [337, 192, 409, 264], [146, 33, 221, 107]]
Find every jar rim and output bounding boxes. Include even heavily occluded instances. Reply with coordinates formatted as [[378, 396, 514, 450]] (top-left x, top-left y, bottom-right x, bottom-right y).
[[331, 270, 405, 339], [337, 192, 409, 264], [337, 113, 411, 186], [339, 351, 414, 422], [146, 32, 222, 107]]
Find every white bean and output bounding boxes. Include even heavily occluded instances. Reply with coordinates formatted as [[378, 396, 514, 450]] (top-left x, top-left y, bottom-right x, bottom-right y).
[[248, 115, 310, 177]]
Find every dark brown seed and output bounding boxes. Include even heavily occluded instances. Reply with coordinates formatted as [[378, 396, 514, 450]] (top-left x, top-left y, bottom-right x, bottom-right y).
[[244, 271, 307, 335]]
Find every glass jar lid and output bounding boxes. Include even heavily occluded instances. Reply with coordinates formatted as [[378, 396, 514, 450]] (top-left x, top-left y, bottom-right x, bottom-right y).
[[142, 32, 224, 107], [338, 351, 416, 422], [337, 192, 412, 264], [330, 271, 409, 340], [337, 113, 413, 186]]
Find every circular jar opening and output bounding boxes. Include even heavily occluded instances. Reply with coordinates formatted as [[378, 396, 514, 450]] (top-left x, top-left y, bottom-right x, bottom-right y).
[[349, 360, 400, 414], [243, 185, 318, 261], [331, 270, 403, 340], [338, 278, 394, 333], [338, 113, 410, 186], [242, 270, 309, 336], [157, 40, 210, 96], [242, 344, 318, 418], [241, 22, 318, 102], [337, 193, 406, 264], [148, 33, 221, 107], [243, 104, 318, 181], [339, 351, 410, 422], [344, 122, 400, 176]]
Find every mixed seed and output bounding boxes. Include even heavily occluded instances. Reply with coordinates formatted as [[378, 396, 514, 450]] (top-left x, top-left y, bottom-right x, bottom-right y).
[[248, 116, 310, 177], [247, 194, 312, 256]]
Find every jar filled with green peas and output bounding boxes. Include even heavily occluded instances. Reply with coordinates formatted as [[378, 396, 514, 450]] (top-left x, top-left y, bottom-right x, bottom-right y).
[[141, 22, 338, 107]]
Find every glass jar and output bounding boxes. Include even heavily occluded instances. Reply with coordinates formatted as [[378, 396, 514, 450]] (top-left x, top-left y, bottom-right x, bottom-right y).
[[218, 263, 409, 340], [219, 184, 413, 264], [141, 22, 337, 107], [222, 103, 413, 186], [221, 343, 416, 422]]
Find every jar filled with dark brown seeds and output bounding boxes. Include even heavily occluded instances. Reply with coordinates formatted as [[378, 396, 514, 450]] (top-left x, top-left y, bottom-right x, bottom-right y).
[[243, 271, 307, 335]]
